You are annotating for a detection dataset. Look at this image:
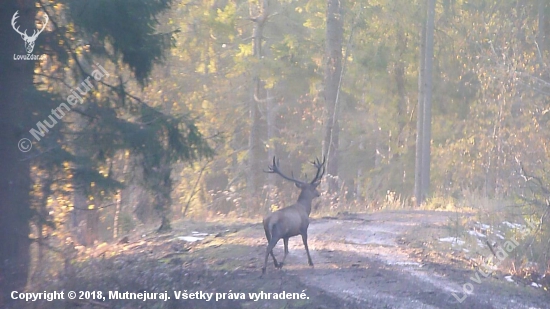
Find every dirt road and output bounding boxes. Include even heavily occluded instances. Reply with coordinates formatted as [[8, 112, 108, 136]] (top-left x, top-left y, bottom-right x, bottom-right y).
[[60, 210, 547, 309], [247, 210, 548, 309]]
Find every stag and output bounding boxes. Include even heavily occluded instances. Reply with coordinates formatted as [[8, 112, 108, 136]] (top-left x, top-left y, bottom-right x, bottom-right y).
[[261, 156, 325, 275], [12, 10, 49, 54]]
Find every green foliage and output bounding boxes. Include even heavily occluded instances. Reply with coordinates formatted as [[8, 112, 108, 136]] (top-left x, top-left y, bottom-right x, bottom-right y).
[[19, 0, 217, 245], [68, 0, 174, 86]]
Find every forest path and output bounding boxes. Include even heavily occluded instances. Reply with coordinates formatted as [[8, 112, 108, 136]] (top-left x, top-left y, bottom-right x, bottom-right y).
[[139, 209, 550, 309], [254, 210, 548, 309]]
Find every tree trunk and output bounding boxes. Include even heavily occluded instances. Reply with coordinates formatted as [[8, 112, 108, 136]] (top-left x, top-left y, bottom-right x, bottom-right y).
[[538, 0, 547, 53], [0, 1, 35, 305], [72, 182, 89, 245], [72, 124, 96, 245], [394, 33, 408, 189], [85, 207, 100, 245], [248, 78, 261, 200], [395, 32, 408, 146], [539, 0, 546, 44], [414, 0, 435, 206], [414, 23, 426, 206], [114, 190, 121, 239], [265, 88, 278, 213], [421, 0, 436, 199], [156, 163, 173, 232], [324, 0, 343, 194], [36, 174, 53, 266], [247, 0, 268, 207], [266, 89, 275, 160]]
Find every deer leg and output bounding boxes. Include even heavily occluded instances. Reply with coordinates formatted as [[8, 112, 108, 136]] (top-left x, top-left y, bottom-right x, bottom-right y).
[[270, 235, 281, 268], [301, 232, 314, 267], [262, 238, 279, 274], [270, 250, 279, 268], [279, 237, 289, 268], [265, 231, 278, 268]]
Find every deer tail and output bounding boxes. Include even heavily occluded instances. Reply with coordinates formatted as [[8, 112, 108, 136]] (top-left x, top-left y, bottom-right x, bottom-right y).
[[264, 219, 275, 243]]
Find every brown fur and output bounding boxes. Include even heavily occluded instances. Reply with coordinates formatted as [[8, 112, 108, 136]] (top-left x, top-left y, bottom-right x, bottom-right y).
[[261, 157, 324, 275]]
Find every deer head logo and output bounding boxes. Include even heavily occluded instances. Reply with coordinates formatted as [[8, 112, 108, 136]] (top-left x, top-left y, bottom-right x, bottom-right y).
[[11, 11, 48, 54]]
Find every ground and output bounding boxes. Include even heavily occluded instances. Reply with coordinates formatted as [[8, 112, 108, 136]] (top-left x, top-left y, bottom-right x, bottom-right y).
[[31, 210, 550, 309]]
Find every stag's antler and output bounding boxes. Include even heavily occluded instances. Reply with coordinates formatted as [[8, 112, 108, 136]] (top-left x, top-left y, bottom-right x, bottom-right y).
[[265, 156, 325, 185], [310, 156, 325, 185], [264, 156, 307, 185]]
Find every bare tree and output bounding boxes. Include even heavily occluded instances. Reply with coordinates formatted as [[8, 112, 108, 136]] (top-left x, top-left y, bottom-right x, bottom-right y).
[[414, 0, 435, 205], [323, 0, 344, 193], [247, 0, 269, 204]]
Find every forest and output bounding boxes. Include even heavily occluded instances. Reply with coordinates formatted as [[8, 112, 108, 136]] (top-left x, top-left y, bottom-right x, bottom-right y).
[[1, 0, 549, 308]]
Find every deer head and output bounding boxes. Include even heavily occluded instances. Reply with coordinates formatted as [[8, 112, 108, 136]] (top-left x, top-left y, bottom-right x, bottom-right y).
[[265, 156, 325, 202], [12, 11, 48, 54]]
